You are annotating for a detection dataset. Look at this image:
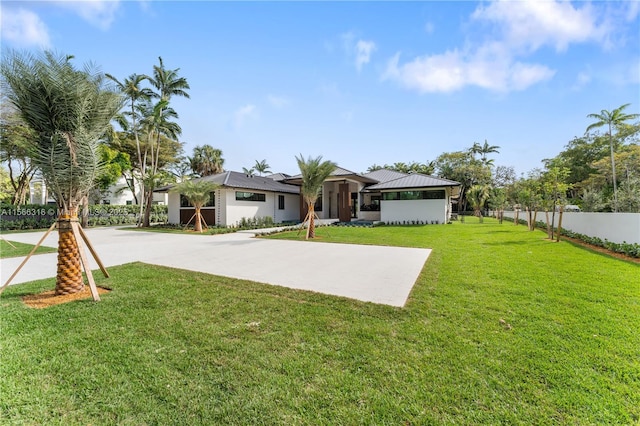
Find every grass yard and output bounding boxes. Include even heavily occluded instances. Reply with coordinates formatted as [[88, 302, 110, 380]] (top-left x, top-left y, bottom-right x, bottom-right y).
[[1, 219, 638, 424], [0, 239, 57, 259]]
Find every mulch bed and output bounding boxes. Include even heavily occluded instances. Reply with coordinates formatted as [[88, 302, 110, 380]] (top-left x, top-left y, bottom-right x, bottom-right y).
[[559, 236, 640, 264], [22, 286, 111, 309]]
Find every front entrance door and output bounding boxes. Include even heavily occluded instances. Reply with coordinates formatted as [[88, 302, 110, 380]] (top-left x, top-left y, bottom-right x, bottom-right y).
[[338, 183, 351, 222]]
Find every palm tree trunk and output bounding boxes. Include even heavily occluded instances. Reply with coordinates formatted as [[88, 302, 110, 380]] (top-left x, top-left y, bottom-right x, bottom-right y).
[[194, 207, 203, 233], [608, 131, 618, 212], [307, 204, 316, 239], [55, 212, 84, 295]]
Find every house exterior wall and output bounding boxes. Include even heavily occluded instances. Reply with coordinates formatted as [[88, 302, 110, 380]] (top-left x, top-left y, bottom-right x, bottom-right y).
[[273, 193, 300, 223], [168, 192, 180, 224], [381, 199, 448, 223], [223, 189, 299, 227], [168, 188, 299, 227]]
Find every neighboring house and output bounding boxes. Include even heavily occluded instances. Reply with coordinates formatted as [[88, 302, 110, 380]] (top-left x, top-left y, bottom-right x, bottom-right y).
[[28, 176, 168, 206], [157, 171, 300, 227], [95, 176, 168, 206]]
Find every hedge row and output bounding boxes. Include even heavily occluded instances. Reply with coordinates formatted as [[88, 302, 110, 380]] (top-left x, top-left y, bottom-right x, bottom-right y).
[[0, 204, 168, 231], [502, 216, 640, 258]]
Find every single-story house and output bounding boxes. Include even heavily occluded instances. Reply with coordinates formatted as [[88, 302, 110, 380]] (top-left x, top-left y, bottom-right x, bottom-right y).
[[284, 167, 460, 224], [157, 171, 300, 227], [159, 166, 460, 227]]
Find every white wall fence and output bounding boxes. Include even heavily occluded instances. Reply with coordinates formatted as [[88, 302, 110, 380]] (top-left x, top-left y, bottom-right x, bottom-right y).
[[500, 211, 640, 244]]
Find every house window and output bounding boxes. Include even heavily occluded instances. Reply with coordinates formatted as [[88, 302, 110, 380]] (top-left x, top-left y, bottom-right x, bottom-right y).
[[181, 192, 215, 207], [382, 190, 445, 200], [314, 192, 323, 211], [278, 195, 285, 210], [236, 191, 266, 202]]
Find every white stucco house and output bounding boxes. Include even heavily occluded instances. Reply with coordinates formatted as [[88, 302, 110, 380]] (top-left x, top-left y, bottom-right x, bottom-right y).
[[160, 166, 460, 227], [157, 171, 300, 227]]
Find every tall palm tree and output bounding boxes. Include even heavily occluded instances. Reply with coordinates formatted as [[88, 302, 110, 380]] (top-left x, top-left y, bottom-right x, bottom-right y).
[[170, 180, 219, 233], [139, 100, 182, 226], [142, 57, 189, 225], [254, 159, 271, 176], [586, 103, 639, 212], [105, 73, 154, 224], [296, 154, 336, 239], [190, 145, 225, 176], [1, 51, 122, 295]]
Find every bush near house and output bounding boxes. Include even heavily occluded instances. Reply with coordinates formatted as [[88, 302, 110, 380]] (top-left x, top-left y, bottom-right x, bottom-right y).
[[0, 204, 168, 231]]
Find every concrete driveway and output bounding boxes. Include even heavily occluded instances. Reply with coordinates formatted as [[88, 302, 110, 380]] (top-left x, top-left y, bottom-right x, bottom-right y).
[[1, 227, 431, 307]]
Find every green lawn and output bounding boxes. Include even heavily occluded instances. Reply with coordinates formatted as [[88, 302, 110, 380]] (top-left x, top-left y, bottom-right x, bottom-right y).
[[1, 219, 638, 424], [0, 239, 57, 259]]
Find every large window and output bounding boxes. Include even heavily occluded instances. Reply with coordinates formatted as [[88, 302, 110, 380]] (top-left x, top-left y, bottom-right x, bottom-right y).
[[181, 192, 215, 207], [236, 191, 266, 202], [314, 192, 323, 211], [382, 190, 445, 200], [278, 195, 285, 210]]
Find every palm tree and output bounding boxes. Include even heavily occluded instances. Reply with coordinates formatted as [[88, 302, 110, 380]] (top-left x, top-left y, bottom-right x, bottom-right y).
[[190, 145, 225, 176], [586, 103, 639, 212], [466, 184, 491, 222], [470, 140, 500, 165], [105, 73, 154, 224], [295, 154, 336, 239], [242, 167, 255, 176], [1, 51, 122, 295], [254, 159, 271, 176], [139, 100, 182, 226], [170, 180, 219, 232]]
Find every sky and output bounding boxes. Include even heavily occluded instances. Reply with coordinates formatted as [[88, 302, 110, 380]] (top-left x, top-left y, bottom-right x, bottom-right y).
[[2, 0, 639, 177]]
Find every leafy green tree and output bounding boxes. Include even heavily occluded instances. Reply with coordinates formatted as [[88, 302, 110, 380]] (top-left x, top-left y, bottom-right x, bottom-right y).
[[367, 161, 434, 175], [580, 187, 606, 212], [0, 108, 38, 204], [254, 159, 271, 176], [0, 166, 13, 203], [190, 145, 224, 176], [170, 180, 219, 232], [296, 154, 336, 239], [540, 166, 570, 240], [1, 50, 122, 295], [586, 103, 639, 212], [435, 150, 490, 213]]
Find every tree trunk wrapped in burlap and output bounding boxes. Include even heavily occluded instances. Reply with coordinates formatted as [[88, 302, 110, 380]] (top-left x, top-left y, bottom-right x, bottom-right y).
[[55, 215, 84, 295]]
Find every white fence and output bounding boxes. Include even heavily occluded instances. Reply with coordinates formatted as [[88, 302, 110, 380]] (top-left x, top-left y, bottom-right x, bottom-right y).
[[500, 211, 640, 244]]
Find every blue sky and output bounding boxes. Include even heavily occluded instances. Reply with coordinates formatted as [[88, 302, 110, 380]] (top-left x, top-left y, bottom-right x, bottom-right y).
[[2, 1, 639, 177]]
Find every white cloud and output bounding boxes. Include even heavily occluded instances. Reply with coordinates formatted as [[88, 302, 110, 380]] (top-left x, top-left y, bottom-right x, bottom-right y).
[[1, 8, 51, 48], [471, 0, 609, 52], [234, 104, 257, 127], [267, 95, 290, 108], [383, 50, 555, 93], [341, 32, 376, 71], [355, 40, 376, 72], [54, 0, 121, 30]]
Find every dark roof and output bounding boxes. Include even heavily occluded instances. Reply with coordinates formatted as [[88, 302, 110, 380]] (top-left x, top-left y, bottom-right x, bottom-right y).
[[285, 165, 378, 184], [362, 169, 408, 183], [156, 171, 300, 194], [366, 173, 460, 191], [265, 172, 291, 182]]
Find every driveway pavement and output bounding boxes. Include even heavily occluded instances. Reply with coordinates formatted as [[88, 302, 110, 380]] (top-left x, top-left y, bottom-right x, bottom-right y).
[[1, 227, 431, 307]]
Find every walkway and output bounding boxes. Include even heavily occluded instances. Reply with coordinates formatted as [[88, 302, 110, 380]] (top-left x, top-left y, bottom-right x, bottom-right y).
[[1, 227, 431, 307]]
